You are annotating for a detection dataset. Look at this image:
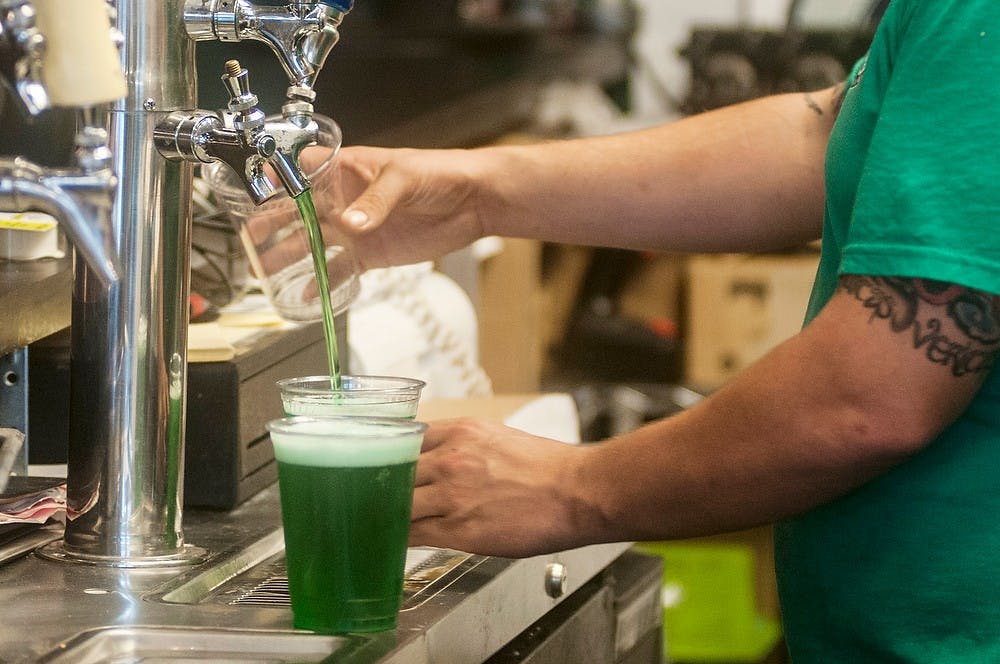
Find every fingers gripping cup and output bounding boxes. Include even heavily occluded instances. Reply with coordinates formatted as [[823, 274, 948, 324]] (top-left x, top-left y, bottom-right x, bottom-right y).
[[278, 375, 426, 419], [204, 114, 360, 321], [267, 416, 428, 634]]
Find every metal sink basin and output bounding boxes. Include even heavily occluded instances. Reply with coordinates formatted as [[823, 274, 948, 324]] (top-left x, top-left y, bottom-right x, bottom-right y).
[[28, 528, 472, 663], [37, 626, 359, 663], [0, 479, 632, 663]]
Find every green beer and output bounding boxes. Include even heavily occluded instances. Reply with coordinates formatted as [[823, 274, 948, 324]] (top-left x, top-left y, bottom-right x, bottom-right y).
[[267, 416, 427, 634], [278, 375, 425, 419]]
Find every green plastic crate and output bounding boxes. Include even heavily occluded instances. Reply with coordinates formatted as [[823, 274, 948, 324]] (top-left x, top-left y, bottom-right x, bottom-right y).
[[635, 542, 781, 663]]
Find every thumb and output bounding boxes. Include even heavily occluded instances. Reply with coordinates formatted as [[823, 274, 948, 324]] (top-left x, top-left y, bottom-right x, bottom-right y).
[[340, 167, 410, 233]]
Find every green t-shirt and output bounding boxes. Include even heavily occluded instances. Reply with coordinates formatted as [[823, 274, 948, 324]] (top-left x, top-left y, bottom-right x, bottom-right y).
[[775, 1, 1000, 661]]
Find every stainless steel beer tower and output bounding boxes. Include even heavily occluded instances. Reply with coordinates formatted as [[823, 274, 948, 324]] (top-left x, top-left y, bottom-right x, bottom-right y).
[[40, 0, 350, 566], [42, 0, 201, 565]]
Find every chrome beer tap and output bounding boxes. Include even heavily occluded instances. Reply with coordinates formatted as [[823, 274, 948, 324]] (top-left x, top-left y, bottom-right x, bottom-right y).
[[264, 89, 321, 198], [154, 59, 312, 201], [182, 0, 356, 193], [0, 123, 120, 286], [183, 0, 353, 92], [0, 1, 121, 286]]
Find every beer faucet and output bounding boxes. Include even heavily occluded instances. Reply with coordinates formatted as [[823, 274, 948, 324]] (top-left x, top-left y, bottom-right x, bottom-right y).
[[154, 59, 311, 202], [0, 124, 120, 286], [0, 1, 122, 286], [181, 0, 355, 194], [265, 91, 321, 198], [183, 0, 353, 93]]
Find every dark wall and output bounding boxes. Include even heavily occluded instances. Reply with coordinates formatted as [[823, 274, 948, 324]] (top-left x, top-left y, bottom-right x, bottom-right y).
[[3, 5, 623, 160], [0, 87, 77, 167], [195, 12, 551, 145]]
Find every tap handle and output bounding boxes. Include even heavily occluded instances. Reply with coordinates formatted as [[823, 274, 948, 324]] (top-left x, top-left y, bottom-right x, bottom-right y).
[[221, 59, 258, 113], [32, 0, 126, 107]]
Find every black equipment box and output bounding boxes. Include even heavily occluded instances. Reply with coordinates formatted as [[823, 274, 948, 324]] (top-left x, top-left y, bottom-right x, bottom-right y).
[[28, 320, 341, 509]]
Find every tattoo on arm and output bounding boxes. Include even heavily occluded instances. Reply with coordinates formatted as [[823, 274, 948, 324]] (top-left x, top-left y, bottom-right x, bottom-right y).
[[804, 92, 824, 116], [804, 83, 847, 117], [840, 275, 1000, 377]]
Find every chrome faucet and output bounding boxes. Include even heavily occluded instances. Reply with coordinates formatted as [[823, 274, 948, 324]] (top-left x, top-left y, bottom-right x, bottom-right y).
[[265, 99, 322, 198], [179, 0, 355, 194], [183, 0, 352, 93], [0, 2, 120, 286], [154, 59, 312, 202], [0, 123, 120, 287], [34, 0, 349, 567]]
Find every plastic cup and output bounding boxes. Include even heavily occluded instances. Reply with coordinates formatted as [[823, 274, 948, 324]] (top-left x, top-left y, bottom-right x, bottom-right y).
[[277, 375, 426, 419], [267, 415, 428, 634], [203, 113, 360, 321]]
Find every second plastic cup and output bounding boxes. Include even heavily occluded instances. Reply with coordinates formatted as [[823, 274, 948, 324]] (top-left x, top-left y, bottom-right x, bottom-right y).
[[267, 415, 427, 634], [277, 375, 426, 419], [203, 113, 360, 321]]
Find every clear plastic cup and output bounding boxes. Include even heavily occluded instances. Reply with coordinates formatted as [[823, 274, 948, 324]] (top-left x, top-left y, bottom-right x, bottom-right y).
[[277, 375, 426, 419], [266, 415, 427, 633], [203, 114, 360, 321]]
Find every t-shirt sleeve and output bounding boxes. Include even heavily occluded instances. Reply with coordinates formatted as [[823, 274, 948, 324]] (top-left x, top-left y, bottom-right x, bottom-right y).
[[843, 1, 1000, 294]]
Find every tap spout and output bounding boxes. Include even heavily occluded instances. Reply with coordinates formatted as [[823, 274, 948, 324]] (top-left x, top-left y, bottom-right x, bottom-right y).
[[0, 120, 120, 285], [263, 111, 320, 197]]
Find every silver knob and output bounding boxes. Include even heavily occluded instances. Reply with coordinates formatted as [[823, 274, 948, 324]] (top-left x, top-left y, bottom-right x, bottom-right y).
[[544, 562, 568, 599]]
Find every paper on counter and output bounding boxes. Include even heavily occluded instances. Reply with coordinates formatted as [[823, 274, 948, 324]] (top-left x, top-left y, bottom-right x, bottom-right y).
[[188, 294, 298, 363], [188, 322, 237, 362], [502, 393, 581, 444], [0, 478, 65, 525]]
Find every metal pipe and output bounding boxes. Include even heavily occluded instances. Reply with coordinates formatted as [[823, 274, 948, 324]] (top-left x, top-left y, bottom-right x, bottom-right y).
[[39, 0, 205, 566]]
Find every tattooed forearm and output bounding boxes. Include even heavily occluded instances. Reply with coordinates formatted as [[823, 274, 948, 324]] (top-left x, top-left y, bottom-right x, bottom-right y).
[[840, 275, 1000, 377]]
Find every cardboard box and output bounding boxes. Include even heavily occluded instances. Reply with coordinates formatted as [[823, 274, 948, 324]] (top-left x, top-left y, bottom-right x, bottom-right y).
[[478, 238, 544, 393], [684, 253, 820, 388]]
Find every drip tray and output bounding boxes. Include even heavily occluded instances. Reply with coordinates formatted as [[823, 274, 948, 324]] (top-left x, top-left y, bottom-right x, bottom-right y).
[[151, 529, 486, 613]]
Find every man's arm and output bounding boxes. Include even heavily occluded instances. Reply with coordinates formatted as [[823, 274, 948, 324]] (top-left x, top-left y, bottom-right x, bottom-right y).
[[573, 276, 1000, 545], [477, 86, 843, 252], [410, 275, 1000, 556], [337, 86, 843, 268]]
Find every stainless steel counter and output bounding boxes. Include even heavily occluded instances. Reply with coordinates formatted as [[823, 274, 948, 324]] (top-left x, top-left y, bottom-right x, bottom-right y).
[[0, 481, 631, 662]]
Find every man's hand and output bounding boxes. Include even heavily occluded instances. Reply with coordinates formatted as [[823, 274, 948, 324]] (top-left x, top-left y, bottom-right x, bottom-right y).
[[334, 146, 488, 269], [409, 418, 601, 557]]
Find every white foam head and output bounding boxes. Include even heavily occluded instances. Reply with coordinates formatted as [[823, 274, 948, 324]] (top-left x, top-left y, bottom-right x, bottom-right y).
[[267, 416, 426, 467]]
